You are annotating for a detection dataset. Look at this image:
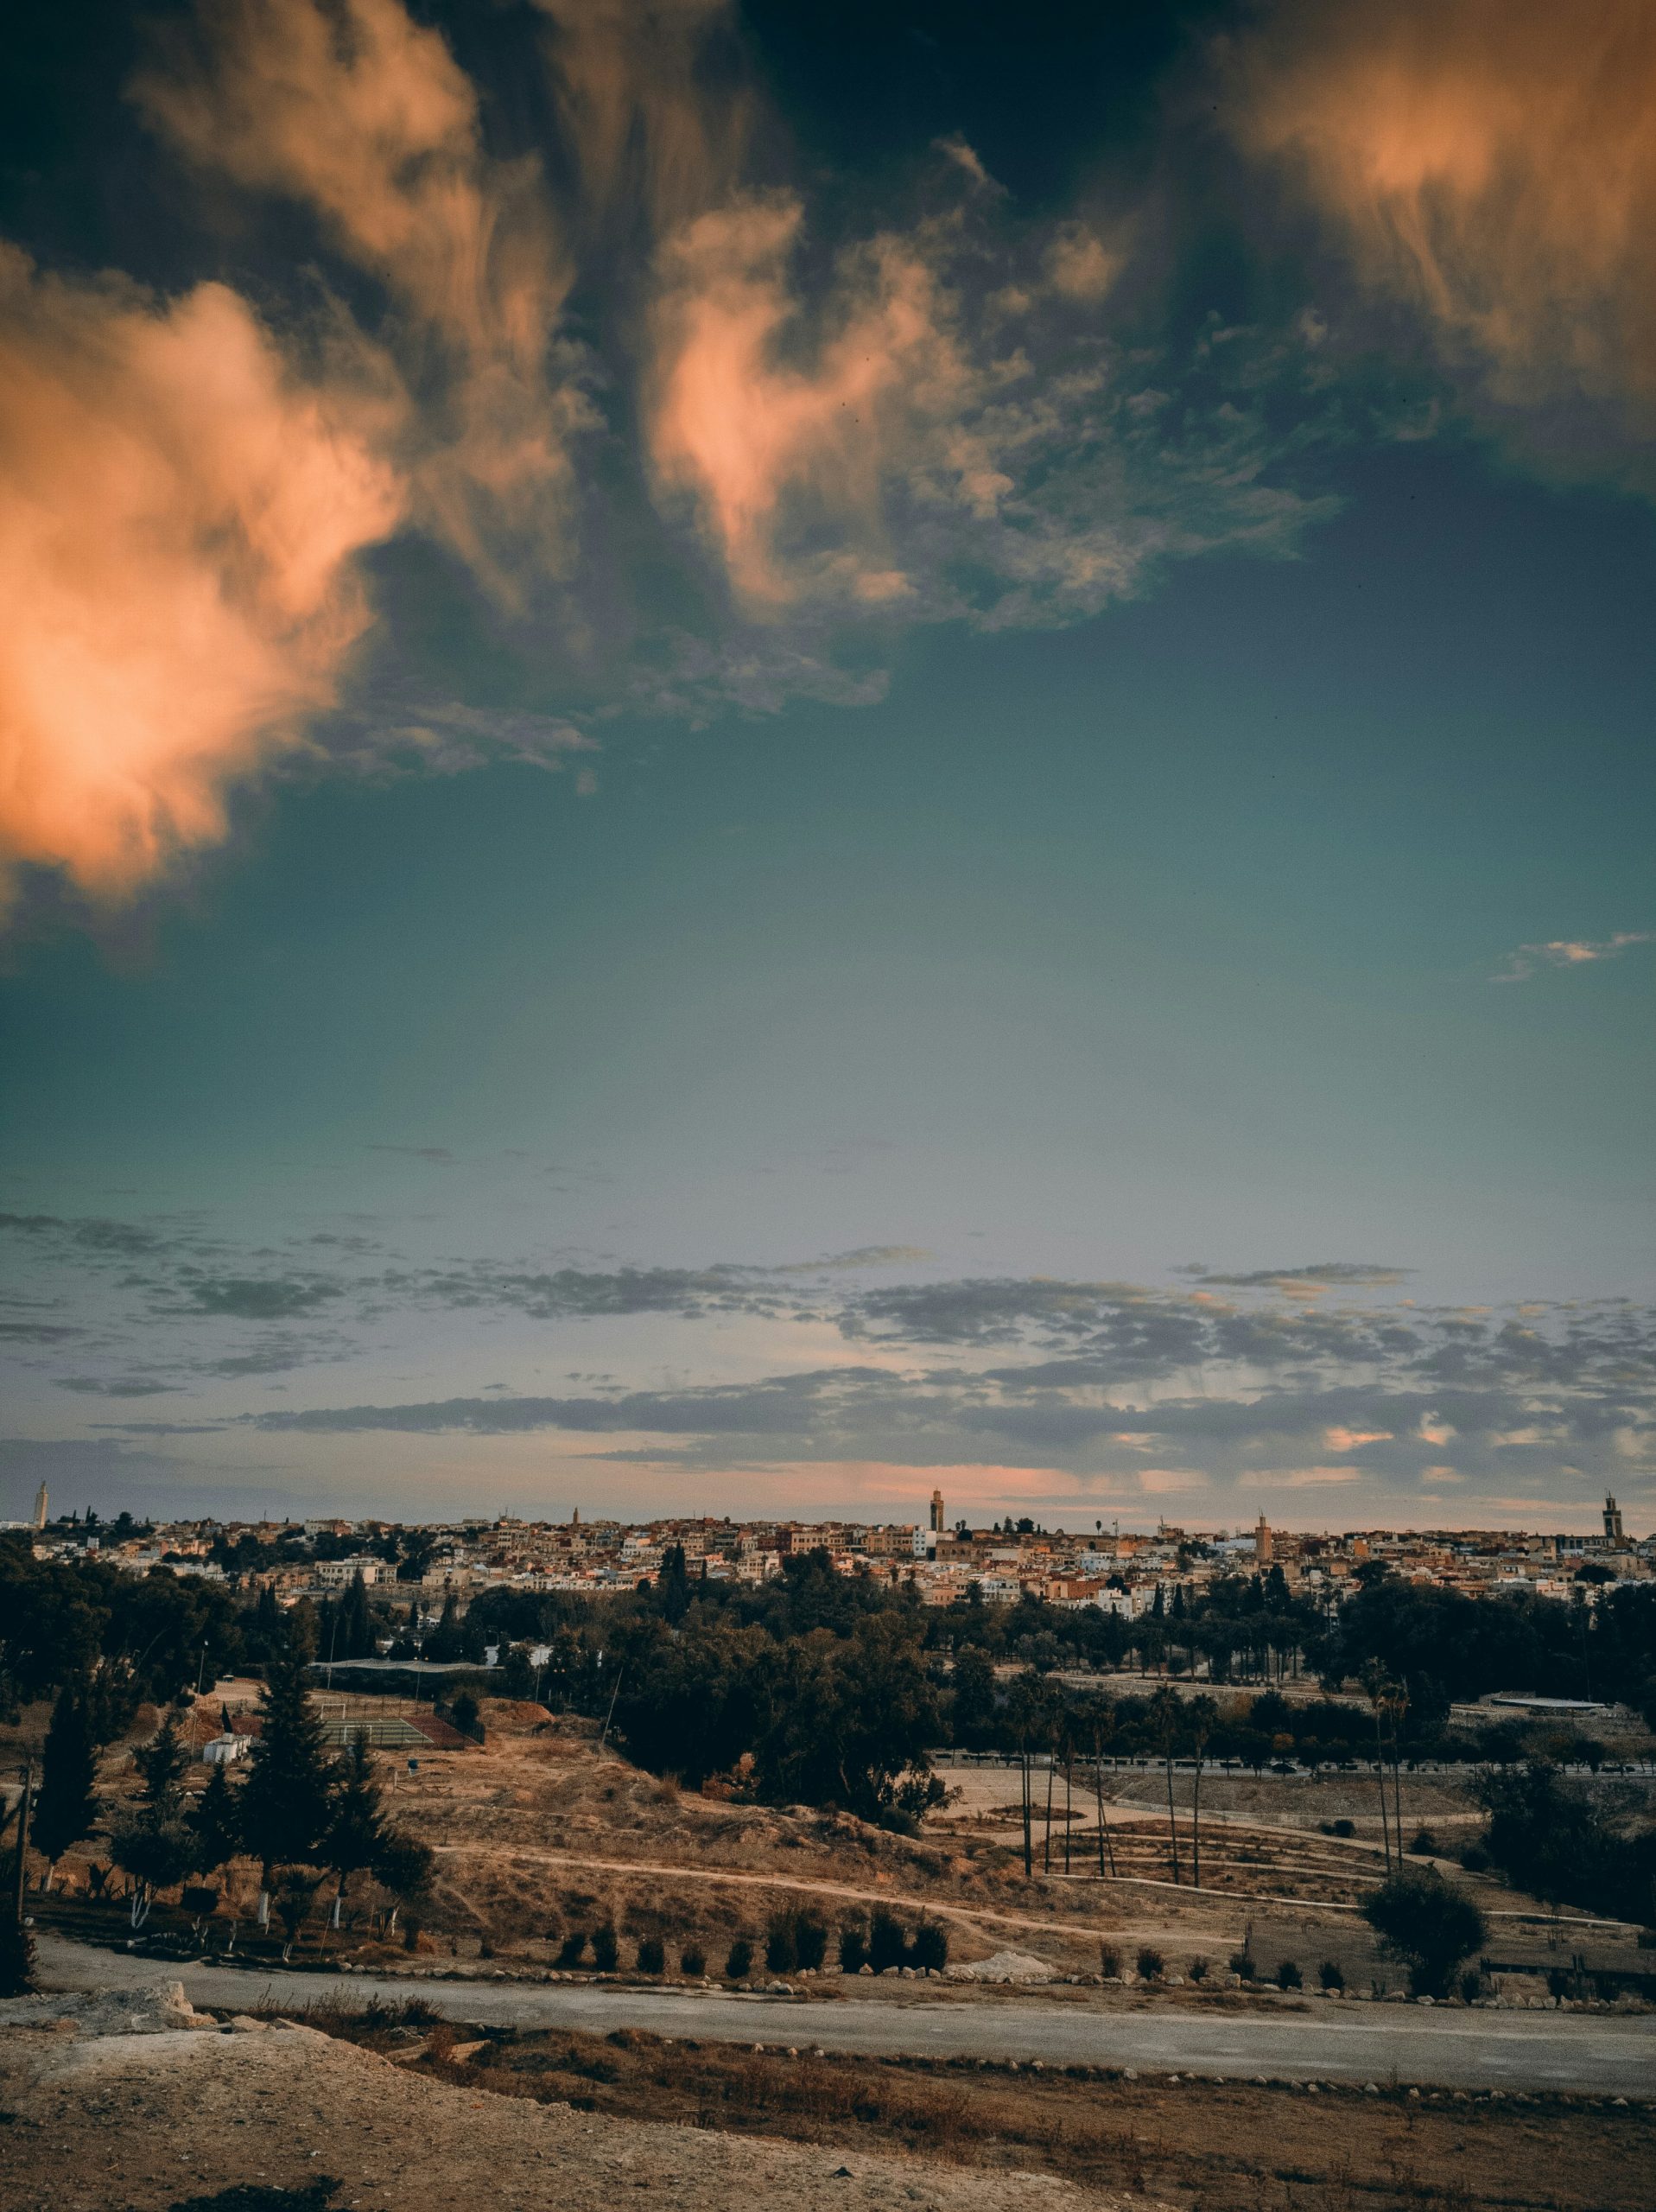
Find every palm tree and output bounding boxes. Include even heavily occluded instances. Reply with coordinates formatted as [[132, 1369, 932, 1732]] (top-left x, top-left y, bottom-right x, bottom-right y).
[[1089, 1700, 1119, 1878], [1184, 1694, 1219, 1890], [1146, 1686, 1183, 1885], [1361, 1665, 1398, 1872]]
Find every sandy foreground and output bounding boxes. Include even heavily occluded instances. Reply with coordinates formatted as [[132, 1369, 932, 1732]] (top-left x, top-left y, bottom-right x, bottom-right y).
[[0, 1988, 1159, 2212]]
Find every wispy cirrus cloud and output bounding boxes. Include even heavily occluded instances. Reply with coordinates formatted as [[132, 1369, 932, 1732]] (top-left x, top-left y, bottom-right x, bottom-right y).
[[1492, 931, 1654, 982], [1233, 0, 1656, 486], [0, 0, 1362, 920]]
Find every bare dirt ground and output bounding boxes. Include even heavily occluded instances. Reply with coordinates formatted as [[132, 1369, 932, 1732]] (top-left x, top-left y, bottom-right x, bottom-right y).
[[0, 2006, 1152, 2212], [31, 1697, 1650, 1999], [7, 1984, 1651, 2212]]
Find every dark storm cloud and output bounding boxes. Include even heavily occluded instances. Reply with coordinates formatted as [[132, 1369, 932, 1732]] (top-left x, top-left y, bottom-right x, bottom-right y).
[[0, 1320, 84, 1343]]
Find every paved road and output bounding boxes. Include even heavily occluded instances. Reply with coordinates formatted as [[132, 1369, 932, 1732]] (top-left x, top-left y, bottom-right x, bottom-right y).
[[32, 1935, 1653, 2095]]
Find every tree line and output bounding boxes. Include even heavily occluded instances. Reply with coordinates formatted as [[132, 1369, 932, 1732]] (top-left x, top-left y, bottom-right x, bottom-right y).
[[24, 1636, 432, 1955]]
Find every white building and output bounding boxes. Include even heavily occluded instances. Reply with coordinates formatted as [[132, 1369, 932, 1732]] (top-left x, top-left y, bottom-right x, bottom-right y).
[[314, 1555, 384, 1588]]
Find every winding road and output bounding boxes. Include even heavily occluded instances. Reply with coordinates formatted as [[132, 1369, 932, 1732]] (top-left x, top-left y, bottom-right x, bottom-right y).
[[33, 1933, 1654, 2095]]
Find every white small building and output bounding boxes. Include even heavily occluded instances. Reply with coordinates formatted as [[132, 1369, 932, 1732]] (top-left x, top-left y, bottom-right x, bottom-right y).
[[201, 1733, 251, 1765]]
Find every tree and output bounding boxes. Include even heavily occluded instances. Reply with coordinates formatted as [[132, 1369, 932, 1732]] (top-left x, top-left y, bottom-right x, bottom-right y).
[[1362, 1871, 1487, 1997], [35, 1684, 99, 1887], [1147, 1686, 1183, 1884], [1185, 1694, 1219, 1891], [238, 1643, 339, 1926], [423, 1592, 466, 1662], [1087, 1696, 1119, 1878], [188, 1764, 242, 1878], [111, 1714, 192, 1928], [325, 1731, 390, 1927], [337, 1571, 376, 1662], [1361, 1665, 1399, 1872], [370, 1830, 434, 1941], [950, 1647, 998, 1749], [0, 1863, 35, 1995]]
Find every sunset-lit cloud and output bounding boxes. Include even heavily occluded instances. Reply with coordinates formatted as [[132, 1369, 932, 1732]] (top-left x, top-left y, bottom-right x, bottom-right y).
[[133, 0, 589, 592], [1235, 0, 1656, 461], [537, 0, 751, 237], [2, 0, 1643, 919], [1493, 931, 1654, 982], [0, 252, 403, 903], [647, 194, 947, 607]]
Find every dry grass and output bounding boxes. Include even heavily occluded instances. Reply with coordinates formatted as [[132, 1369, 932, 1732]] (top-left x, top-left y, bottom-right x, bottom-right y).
[[268, 2003, 1656, 2212]]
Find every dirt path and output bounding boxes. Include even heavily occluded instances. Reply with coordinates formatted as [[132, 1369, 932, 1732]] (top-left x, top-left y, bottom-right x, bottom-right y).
[[432, 1842, 1289, 1935], [431, 1842, 1621, 1933]]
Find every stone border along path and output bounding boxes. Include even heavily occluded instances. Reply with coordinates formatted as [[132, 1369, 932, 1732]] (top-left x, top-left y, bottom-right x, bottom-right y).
[[33, 1934, 1656, 2097]]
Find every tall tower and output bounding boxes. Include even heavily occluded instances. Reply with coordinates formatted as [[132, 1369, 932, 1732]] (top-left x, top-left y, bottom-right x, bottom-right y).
[[930, 1488, 946, 1535], [32, 1482, 48, 1530], [1255, 1513, 1274, 1566], [1604, 1494, 1625, 1545]]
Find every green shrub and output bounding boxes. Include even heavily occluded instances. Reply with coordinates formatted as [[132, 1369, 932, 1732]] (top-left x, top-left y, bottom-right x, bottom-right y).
[[840, 1922, 868, 1974], [1317, 1960, 1344, 1992], [1362, 1872, 1487, 1999], [1188, 1956, 1209, 1982], [765, 1916, 796, 1974], [868, 1908, 907, 1974], [591, 1923, 619, 1973], [725, 1936, 753, 1980], [1277, 1959, 1303, 1990], [635, 1936, 664, 1974], [1135, 1946, 1164, 1981], [555, 1930, 587, 1968], [1410, 1828, 1438, 1857], [680, 1944, 706, 1977], [910, 1921, 949, 1972]]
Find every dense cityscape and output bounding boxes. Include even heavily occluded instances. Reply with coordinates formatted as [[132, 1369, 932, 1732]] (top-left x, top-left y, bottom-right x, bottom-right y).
[[17, 1485, 1651, 1612]]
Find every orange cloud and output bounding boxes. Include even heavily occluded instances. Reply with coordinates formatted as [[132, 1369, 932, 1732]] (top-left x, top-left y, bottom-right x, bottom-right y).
[[1235, 0, 1656, 432], [133, 0, 586, 591], [537, 0, 751, 238], [0, 252, 403, 904], [648, 196, 961, 607]]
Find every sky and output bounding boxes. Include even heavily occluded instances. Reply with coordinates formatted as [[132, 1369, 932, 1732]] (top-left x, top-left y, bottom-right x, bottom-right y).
[[1, 0, 1652, 1534]]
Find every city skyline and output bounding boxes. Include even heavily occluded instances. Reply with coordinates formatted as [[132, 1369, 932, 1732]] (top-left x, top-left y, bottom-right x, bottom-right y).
[[2, 0, 1652, 1532]]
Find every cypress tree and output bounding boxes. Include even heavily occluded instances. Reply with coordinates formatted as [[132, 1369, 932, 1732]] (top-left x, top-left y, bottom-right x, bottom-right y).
[[188, 1763, 242, 1877], [238, 1643, 339, 1921], [324, 1730, 385, 1924], [111, 1714, 192, 1927], [424, 1592, 464, 1662], [339, 1572, 374, 1660], [35, 1684, 98, 1885]]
